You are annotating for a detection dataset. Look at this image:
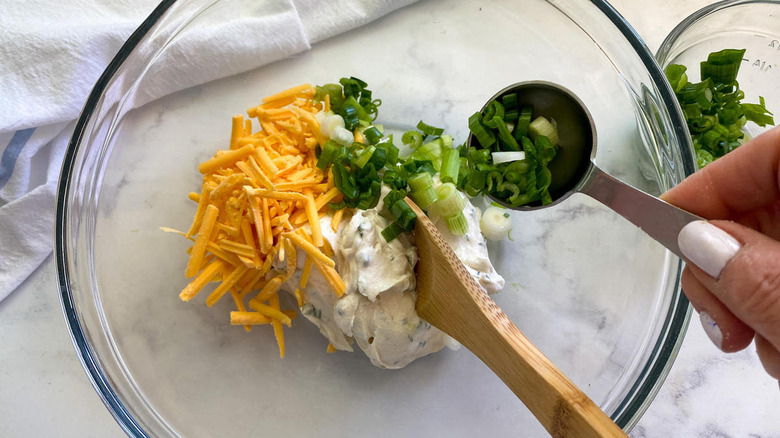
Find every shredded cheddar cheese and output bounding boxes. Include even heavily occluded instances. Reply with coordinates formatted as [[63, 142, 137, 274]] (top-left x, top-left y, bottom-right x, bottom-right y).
[[173, 83, 348, 358]]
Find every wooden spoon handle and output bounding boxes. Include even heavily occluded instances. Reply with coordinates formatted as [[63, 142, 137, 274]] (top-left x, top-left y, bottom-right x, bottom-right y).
[[426, 289, 626, 438], [409, 200, 627, 438]]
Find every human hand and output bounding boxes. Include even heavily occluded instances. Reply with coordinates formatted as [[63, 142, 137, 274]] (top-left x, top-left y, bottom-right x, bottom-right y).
[[661, 125, 780, 386]]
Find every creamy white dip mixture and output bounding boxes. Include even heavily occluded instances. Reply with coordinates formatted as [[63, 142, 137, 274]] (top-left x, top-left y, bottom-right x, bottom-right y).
[[280, 185, 504, 369]]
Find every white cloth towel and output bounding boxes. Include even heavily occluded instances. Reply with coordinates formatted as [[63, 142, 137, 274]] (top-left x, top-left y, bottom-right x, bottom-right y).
[[0, 0, 415, 302]]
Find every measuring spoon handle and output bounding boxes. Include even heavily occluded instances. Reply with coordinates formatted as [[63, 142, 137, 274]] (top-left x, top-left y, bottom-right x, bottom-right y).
[[578, 163, 702, 259]]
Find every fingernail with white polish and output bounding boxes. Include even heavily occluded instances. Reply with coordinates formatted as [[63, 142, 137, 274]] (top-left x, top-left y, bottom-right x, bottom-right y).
[[678, 221, 741, 278], [699, 311, 723, 350]]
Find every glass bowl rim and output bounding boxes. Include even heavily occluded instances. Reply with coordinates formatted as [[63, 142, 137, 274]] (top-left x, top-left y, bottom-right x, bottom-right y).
[[657, 0, 776, 63], [55, 0, 695, 435]]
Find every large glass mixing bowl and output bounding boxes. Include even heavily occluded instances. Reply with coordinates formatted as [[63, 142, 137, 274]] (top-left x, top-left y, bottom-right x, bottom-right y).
[[57, 0, 696, 436]]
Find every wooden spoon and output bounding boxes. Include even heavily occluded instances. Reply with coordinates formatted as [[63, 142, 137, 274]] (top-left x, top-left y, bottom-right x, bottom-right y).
[[406, 198, 628, 438]]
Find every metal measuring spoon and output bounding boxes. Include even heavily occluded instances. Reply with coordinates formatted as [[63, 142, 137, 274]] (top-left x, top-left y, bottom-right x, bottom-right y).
[[467, 81, 702, 258]]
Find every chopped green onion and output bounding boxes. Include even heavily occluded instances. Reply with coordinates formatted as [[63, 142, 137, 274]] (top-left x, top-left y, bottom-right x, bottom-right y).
[[341, 99, 359, 117], [439, 148, 460, 184], [535, 166, 553, 205], [481, 101, 505, 129], [402, 130, 423, 149], [363, 126, 383, 144], [666, 49, 774, 167], [445, 212, 468, 236], [492, 151, 526, 164], [664, 64, 689, 93], [315, 83, 345, 113], [497, 181, 520, 201], [486, 170, 503, 192], [328, 200, 347, 210], [468, 112, 496, 148], [507, 192, 539, 207], [339, 77, 364, 98], [415, 160, 437, 176], [416, 120, 444, 137], [400, 160, 416, 174], [355, 196, 376, 210], [700, 129, 723, 150], [314, 78, 481, 241], [356, 163, 379, 190], [534, 135, 557, 166], [341, 104, 360, 131], [382, 189, 406, 214], [467, 168, 486, 192], [504, 109, 520, 123], [317, 76, 381, 135], [689, 115, 717, 134], [368, 146, 387, 169], [354, 145, 376, 168], [381, 222, 404, 242], [465, 97, 558, 208], [434, 182, 466, 218], [737, 114, 748, 129], [456, 157, 470, 188], [385, 198, 417, 232], [384, 140, 399, 165], [683, 103, 703, 120], [410, 187, 437, 209], [743, 98, 775, 126], [316, 140, 341, 170], [528, 116, 559, 146], [407, 171, 433, 192], [717, 102, 740, 125], [410, 139, 442, 163], [358, 87, 372, 105], [470, 148, 491, 164], [493, 115, 521, 151], [463, 184, 481, 197], [513, 107, 533, 141], [480, 206, 512, 241], [407, 171, 438, 208], [701, 49, 745, 84], [502, 160, 530, 186], [711, 123, 730, 138], [332, 161, 359, 200], [696, 148, 716, 168], [678, 80, 714, 110], [357, 181, 382, 210], [441, 134, 454, 149], [398, 211, 417, 231], [504, 159, 531, 175], [502, 93, 519, 111], [695, 87, 714, 110]]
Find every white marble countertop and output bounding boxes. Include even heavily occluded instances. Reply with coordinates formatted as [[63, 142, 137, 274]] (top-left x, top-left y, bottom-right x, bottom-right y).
[[1, 1, 779, 437]]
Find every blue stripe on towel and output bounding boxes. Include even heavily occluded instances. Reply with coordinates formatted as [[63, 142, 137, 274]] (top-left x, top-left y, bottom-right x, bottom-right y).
[[0, 128, 36, 190]]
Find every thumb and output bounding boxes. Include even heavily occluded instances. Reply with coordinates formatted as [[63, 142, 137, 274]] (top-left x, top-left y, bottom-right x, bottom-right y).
[[678, 220, 780, 351]]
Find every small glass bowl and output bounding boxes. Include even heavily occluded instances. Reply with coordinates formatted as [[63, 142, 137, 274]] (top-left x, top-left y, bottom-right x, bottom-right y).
[[657, 0, 780, 139]]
